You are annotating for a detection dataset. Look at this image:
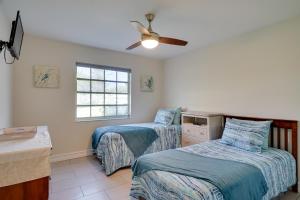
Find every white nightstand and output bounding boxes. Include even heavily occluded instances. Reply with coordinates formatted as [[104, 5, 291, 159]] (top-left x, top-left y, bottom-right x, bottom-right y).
[[181, 111, 223, 147]]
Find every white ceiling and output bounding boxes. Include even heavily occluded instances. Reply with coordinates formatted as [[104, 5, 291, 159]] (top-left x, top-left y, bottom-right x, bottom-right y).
[[1, 0, 300, 59]]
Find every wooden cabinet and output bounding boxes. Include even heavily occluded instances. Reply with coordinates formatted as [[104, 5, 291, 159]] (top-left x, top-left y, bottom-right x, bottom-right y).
[[181, 111, 223, 146], [0, 177, 49, 200]]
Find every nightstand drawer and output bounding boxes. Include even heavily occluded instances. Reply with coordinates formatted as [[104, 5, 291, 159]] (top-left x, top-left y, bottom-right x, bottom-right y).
[[182, 124, 208, 140]]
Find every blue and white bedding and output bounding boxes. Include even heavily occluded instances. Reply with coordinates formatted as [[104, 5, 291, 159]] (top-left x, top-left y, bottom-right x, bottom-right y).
[[130, 140, 296, 200], [95, 123, 181, 175], [92, 126, 158, 157]]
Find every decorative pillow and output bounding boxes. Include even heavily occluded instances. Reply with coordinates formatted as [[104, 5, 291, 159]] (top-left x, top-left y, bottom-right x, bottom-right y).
[[220, 118, 270, 153], [230, 118, 272, 150], [167, 107, 182, 125], [154, 109, 176, 126]]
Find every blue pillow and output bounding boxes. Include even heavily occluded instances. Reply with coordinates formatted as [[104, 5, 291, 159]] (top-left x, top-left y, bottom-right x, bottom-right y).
[[154, 109, 176, 126], [230, 118, 272, 150], [167, 107, 182, 125], [220, 118, 270, 153]]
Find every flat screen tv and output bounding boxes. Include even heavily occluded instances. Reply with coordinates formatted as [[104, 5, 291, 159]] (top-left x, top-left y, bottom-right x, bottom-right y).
[[8, 11, 24, 60]]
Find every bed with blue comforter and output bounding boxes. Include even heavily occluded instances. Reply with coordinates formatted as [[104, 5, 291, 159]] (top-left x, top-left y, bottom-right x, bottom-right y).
[[94, 123, 181, 175], [130, 140, 296, 200]]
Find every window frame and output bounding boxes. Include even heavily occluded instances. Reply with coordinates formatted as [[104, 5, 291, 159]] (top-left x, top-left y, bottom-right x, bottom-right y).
[[75, 62, 131, 121]]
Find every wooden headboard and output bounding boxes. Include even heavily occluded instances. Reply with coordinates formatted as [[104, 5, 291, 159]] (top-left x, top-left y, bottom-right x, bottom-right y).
[[224, 115, 298, 192]]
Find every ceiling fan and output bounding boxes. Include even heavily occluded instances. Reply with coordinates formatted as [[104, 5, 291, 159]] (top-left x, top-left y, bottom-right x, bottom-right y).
[[126, 13, 188, 50]]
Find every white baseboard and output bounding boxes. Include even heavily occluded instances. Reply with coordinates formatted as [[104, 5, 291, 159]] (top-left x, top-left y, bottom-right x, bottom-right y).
[[50, 149, 94, 163]]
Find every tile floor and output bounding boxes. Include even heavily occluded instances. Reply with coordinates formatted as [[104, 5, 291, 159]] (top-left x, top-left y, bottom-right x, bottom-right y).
[[50, 156, 299, 200], [50, 156, 131, 200]]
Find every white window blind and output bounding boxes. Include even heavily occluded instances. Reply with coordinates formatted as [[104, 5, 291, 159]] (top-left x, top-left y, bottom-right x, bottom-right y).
[[76, 63, 131, 120]]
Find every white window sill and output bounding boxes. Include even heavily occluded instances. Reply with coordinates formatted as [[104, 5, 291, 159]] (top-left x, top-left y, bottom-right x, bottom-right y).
[[75, 116, 131, 122]]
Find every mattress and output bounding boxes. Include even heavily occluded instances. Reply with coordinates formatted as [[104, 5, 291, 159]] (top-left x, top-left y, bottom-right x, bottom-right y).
[[130, 140, 296, 200], [95, 123, 181, 175]]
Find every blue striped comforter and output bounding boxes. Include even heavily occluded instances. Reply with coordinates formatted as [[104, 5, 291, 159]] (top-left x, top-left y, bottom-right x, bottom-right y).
[[95, 123, 181, 175], [130, 140, 296, 200]]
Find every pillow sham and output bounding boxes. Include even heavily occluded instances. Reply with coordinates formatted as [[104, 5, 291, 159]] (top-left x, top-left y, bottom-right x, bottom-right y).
[[168, 107, 182, 125], [154, 109, 176, 126], [220, 118, 270, 153], [230, 118, 272, 150]]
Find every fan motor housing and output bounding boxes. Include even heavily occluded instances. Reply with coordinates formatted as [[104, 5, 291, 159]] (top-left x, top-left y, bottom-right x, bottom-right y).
[[142, 32, 159, 41]]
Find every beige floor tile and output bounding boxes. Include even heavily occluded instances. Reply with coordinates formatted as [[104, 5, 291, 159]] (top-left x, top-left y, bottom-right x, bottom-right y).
[[110, 168, 132, 178], [120, 170, 132, 183], [80, 174, 131, 196], [51, 171, 76, 183], [50, 186, 83, 200], [72, 163, 102, 176], [83, 191, 110, 200], [105, 183, 131, 200], [94, 172, 128, 187], [80, 181, 107, 196], [52, 165, 73, 176], [74, 172, 99, 184], [51, 177, 81, 193], [106, 169, 132, 184]]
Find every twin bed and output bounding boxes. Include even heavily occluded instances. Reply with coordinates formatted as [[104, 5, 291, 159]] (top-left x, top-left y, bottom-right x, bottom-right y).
[[94, 122, 181, 175], [130, 115, 298, 200], [91, 113, 298, 200]]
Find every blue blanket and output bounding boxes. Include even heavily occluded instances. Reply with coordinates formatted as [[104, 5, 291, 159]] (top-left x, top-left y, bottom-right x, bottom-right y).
[[132, 149, 268, 200], [92, 126, 158, 157]]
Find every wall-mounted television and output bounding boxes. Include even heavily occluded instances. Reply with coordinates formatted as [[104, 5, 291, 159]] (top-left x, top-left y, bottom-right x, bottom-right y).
[[7, 11, 24, 60]]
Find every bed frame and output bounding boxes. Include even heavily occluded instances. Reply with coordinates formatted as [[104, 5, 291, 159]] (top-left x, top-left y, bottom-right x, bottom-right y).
[[224, 115, 298, 192]]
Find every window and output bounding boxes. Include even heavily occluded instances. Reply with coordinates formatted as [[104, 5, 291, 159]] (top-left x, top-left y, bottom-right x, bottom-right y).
[[76, 63, 131, 120]]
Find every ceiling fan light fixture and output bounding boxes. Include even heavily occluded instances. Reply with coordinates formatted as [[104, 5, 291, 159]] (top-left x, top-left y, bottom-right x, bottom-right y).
[[142, 39, 159, 49], [141, 33, 159, 49]]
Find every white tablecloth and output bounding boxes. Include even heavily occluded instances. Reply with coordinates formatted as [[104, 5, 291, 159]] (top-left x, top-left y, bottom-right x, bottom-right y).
[[0, 126, 52, 187]]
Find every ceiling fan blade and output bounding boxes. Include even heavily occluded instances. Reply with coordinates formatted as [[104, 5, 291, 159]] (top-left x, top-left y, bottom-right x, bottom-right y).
[[159, 37, 188, 46], [126, 41, 141, 50], [130, 21, 150, 35]]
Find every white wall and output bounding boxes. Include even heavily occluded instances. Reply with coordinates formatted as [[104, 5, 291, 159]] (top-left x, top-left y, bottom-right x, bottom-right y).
[[163, 16, 300, 121], [11, 13, 300, 161], [163, 16, 300, 179], [13, 35, 163, 155], [0, 6, 13, 128]]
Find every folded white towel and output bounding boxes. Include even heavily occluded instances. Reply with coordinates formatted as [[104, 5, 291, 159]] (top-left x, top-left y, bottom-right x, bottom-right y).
[[2, 126, 37, 135], [0, 126, 37, 141]]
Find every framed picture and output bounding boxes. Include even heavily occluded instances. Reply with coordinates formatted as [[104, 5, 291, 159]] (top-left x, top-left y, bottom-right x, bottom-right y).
[[33, 65, 60, 88], [140, 75, 154, 92]]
